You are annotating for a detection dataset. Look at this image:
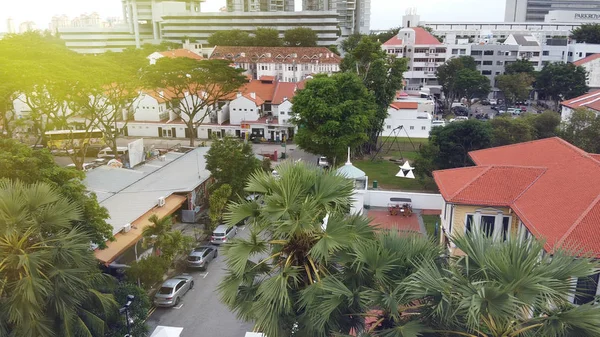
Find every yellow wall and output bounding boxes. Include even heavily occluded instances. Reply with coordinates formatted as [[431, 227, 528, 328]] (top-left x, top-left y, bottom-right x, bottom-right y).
[[450, 204, 520, 238]]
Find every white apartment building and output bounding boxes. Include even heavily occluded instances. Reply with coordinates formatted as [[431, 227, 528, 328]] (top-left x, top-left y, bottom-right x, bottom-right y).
[[573, 55, 600, 88], [382, 27, 446, 92], [560, 90, 600, 122], [567, 43, 600, 62], [209, 46, 341, 82], [383, 100, 432, 139]]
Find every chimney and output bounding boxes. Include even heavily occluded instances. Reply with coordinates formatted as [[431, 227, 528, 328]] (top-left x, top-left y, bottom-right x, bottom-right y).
[[236, 92, 242, 98], [240, 52, 245, 57], [159, 90, 164, 97], [250, 92, 256, 99]]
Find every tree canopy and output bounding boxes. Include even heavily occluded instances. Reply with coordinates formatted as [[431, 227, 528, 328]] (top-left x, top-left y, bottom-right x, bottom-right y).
[[535, 62, 589, 109], [559, 108, 600, 153], [283, 27, 318, 47], [253, 28, 283, 47], [208, 29, 254, 46], [436, 56, 480, 110], [291, 73, 377, 165], [571, 23, 600, 44], [505, 58, 535, 75], [495, 72, 534, 105], [454, 68, 491, 107], [204, 136, 260, 197]]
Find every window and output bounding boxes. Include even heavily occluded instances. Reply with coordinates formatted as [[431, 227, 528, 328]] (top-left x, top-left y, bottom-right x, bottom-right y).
[[387, 125, 391, 129], [482, 70, 492, 75], [568, 52, 573, 57], [542, 50, 549, 56], [470, 50, 483, 56], [452, 49, 459, 55], [484, 50, 494, 56], [466, 213, 511, 239], [421, 126, 426, 130], [409, 126, 414, 130], [460, 49, 466, 55], [280, 111, 285, 115], [533, 52, 540, 56], [574, 273, 599, 305], [496, 61, 503, 66], [483, 60, 493, 65]]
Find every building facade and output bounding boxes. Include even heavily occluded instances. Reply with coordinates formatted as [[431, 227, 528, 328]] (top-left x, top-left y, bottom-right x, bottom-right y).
[[226, 0, 295, 12], [469, 44, 519, 87], [505, 0, 600, 22], [300, 0, 371, 35]]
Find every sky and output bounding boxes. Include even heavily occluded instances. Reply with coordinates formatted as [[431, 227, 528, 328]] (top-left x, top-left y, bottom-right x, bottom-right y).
[[0, 0, 506, 33]]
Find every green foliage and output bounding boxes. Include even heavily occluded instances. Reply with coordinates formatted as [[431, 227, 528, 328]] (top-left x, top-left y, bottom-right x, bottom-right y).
[[559, 108, 600, 153], [105, 283, 151, 337], [142, 58, 247, 146], [495, 72, 534, 105], [426, 119, 492, 169], [0, 179, 117, 337], [143, 214, 194, 262], [536, 62, 589, 109], [524, 110, 561, 139], [292, 73, 377, 165], [253, 28, 283, 47], [489, 116, 535, 147], [340, 35, 408, 153], [0, 139, 111, 246], [219, 161, 370, 337], [283, 27, 318, 47], [454, 68, 491, 106], [436, 56, 479, 110], [571, 23, 600, 44], [208, 29, 254, 46], [261, 156, 272, 172], [127, 256, 170, 290], [205, 136, 260, 197], [368, 27, 401, 43], [504, 58, 535, 75], [209, 184, 233, 232]]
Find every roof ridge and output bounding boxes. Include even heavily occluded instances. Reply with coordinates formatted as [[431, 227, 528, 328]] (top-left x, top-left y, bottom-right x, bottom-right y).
[[448, 166, 492, 199], [469, 137, 568, 164], [555, 193, 600, 248], [510, 167, 547, 204]]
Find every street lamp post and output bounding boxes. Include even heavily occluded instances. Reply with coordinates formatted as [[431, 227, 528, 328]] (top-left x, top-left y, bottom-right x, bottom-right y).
[[119, 294, 135, 337]]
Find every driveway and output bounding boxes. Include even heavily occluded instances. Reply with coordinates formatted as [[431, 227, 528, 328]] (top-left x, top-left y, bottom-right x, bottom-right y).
[[146, 226, 254, 337]]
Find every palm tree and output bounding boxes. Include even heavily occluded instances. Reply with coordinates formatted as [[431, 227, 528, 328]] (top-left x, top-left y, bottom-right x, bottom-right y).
[[218, 161, 376, 337], [402, 228, 600, 337], [143, 214, 192, 261], [0, 179, 117, 337]]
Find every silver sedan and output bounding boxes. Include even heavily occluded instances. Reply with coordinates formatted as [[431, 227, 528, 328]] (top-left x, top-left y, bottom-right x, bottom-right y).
[[153, 274, 194, 307]]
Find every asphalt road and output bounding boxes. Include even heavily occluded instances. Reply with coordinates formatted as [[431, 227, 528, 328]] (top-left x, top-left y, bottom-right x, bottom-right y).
[[146, 226, 254, 337]]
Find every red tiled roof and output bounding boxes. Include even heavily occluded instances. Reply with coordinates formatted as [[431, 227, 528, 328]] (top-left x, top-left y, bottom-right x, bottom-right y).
[[242, 93, 265, 106], [389, 101, 418, 110], [396, 91, 409, 98], [573, 53, 600, 66], [210, 46, 341, 64], [272, 82, 298, 105], [435, 137, 600, 256], [143, 88, 177, 103], [159, 49, 203, 60], [560, 89, 600, 112], [412, 27, 442, 45], [383, 35, 403, 46], [591, 154, 600, 163], [259, 75, 275, 82]]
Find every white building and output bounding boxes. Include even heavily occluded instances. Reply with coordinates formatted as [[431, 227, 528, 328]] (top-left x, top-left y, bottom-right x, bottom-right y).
[[132, 91, 174, 122], [382, 27, 446, 92], [567, 43, 600, 62], [573, 54, 600, 88], [209, 46, 340, 82], [560, 89, 600, 122], [383, 101, 432, 139], [229, 93, 264, 125], [147, 48, 203, 65], [506, 1, 600, 22]]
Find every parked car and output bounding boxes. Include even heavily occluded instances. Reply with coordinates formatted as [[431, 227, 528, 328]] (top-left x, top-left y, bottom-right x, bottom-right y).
[[431, 120, 446, 128], [507, 107, 522, 115], [97, 146, 128, 159], [187, 246, 218, 270], [67, 162, 96, 171], [454, 116, 469, 121], [153, 274, 194, 307], [210, 224, 238, 245], [489, 99, 498, 106], [452, 106, 469, 116], [317, 156, 329, 168], [480, 99, 490, 105]]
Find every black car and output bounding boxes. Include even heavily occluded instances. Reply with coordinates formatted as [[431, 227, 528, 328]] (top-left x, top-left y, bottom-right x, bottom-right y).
[[451, 106, 470, 116], [480, 99, 490, 105]]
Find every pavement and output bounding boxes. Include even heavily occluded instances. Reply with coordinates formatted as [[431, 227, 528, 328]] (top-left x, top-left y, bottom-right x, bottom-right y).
[[145, 225, 254, 337]]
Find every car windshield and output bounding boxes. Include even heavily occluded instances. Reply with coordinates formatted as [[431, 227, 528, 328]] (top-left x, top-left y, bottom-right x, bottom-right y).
[[158, 287, 173, 295], [213, 233, 225, 237], [193, 247, 207, 252]]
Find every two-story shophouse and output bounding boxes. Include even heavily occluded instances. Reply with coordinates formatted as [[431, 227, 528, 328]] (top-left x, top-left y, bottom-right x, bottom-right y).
[[433, 137, 600, 304]]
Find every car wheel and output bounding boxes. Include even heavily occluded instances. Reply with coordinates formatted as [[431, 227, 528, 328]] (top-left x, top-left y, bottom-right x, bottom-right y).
[[175, 297, 181, 306], [190, 281, 194, 289], [214, 250, 218, 258]]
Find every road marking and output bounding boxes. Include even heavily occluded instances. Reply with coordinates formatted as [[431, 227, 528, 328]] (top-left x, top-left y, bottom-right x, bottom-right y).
[[146, 306, 157, 320], [173, 304, 184, 309], [201, 272, 209, 279]]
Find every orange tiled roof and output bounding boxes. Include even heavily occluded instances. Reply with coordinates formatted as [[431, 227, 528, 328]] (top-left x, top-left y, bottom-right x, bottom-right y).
[[434, 137, 600, 256], [573, 53, 600, 66], [390, 101, 418, 110], [413, 27, 442, 45], [242, 93, 265, 106], [272, 82, 298, 105], [383, 35, 403, 46], [159, 49, 203, 60], [210, 46, 341, 64], [560, 89, 600, 112]]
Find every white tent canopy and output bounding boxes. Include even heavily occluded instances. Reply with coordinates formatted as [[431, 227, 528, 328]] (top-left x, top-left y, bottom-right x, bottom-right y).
[[150, 326, 183, 337]]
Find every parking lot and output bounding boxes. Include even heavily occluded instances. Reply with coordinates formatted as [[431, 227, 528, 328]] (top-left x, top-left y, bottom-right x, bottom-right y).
[[146, 226, 254, 337]]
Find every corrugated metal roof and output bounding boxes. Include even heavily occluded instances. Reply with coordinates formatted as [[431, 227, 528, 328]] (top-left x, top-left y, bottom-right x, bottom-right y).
[[84, 148, 211, 235]]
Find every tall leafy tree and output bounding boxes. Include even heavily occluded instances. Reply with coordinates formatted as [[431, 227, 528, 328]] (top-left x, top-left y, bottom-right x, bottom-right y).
[[143, 58, 246, 146], [571, 23, 600, 44], [0, 139, 112, 246], [204, 136, 260, 197], [368, 27, 400, 43], [489, 116, 535, 147], [341, 35, 407, 154], [504, 58, 535, 75], [524, 110, 561, 139], [283, 27, 318, 47], [0, 180, 117, 337], [536, 62, 589, 110], [142, 214, 193, 261], [559, 108, 600, 153], [495, 72, 534, 106], [291, 73, 377, 166], [436, 56, 478, 110], [253, 27, 283, 46], [219, 161, 374, 337], [208, 183, 233, 233], [404, 231, 600, 337], [454, 68, 491, 108], [208, 29, 254, 46]]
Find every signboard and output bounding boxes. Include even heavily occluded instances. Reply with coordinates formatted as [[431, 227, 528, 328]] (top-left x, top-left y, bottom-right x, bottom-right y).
[[128, 138, 145, 168], [241, 123, 251, 129]]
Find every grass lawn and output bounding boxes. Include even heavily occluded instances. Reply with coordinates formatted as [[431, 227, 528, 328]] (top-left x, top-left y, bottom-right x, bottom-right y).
[[422, 214, 441, 239], [354, 159, 429, 191]]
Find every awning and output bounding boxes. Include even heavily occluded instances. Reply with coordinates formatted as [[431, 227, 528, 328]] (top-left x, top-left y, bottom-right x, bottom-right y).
[[150, 326, 183, 337], [94, 194, 187, 265]]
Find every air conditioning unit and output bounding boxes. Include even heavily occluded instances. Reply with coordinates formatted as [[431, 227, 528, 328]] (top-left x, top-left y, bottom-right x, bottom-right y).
[[158, 155, 166, 161], [158, 197, 166, 207], [122, 223, 132, 233]]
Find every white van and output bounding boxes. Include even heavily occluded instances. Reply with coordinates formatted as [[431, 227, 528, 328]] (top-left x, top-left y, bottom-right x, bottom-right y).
[[431, 120, 446, 128], [97, 147, 128, 159]]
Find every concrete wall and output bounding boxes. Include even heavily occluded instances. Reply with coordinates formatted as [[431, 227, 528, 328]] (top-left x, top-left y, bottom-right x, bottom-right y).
[[364, 190, 444, 210], [133, 94, 164, 122], [276, 100, 293, 125], [230, 96, 261, 124]]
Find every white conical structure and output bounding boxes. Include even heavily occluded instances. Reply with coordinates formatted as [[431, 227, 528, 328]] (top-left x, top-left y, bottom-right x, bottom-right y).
[[396, 160, 416, 179]]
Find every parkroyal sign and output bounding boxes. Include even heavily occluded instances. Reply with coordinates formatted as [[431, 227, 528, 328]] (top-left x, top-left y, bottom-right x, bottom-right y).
[[575, 13, 600, 20]]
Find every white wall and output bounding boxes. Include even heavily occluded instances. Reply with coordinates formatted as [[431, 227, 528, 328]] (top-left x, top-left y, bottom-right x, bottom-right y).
[[383, 107, 432, 138], [230, 96, 261, 124], [133, 94, 165, 122], [364, 190, 444, 211], [276, 100, 293, 125], [179, 94, 210, 124], [580, 58, 600, 88], [568, 43, 600, 62]]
